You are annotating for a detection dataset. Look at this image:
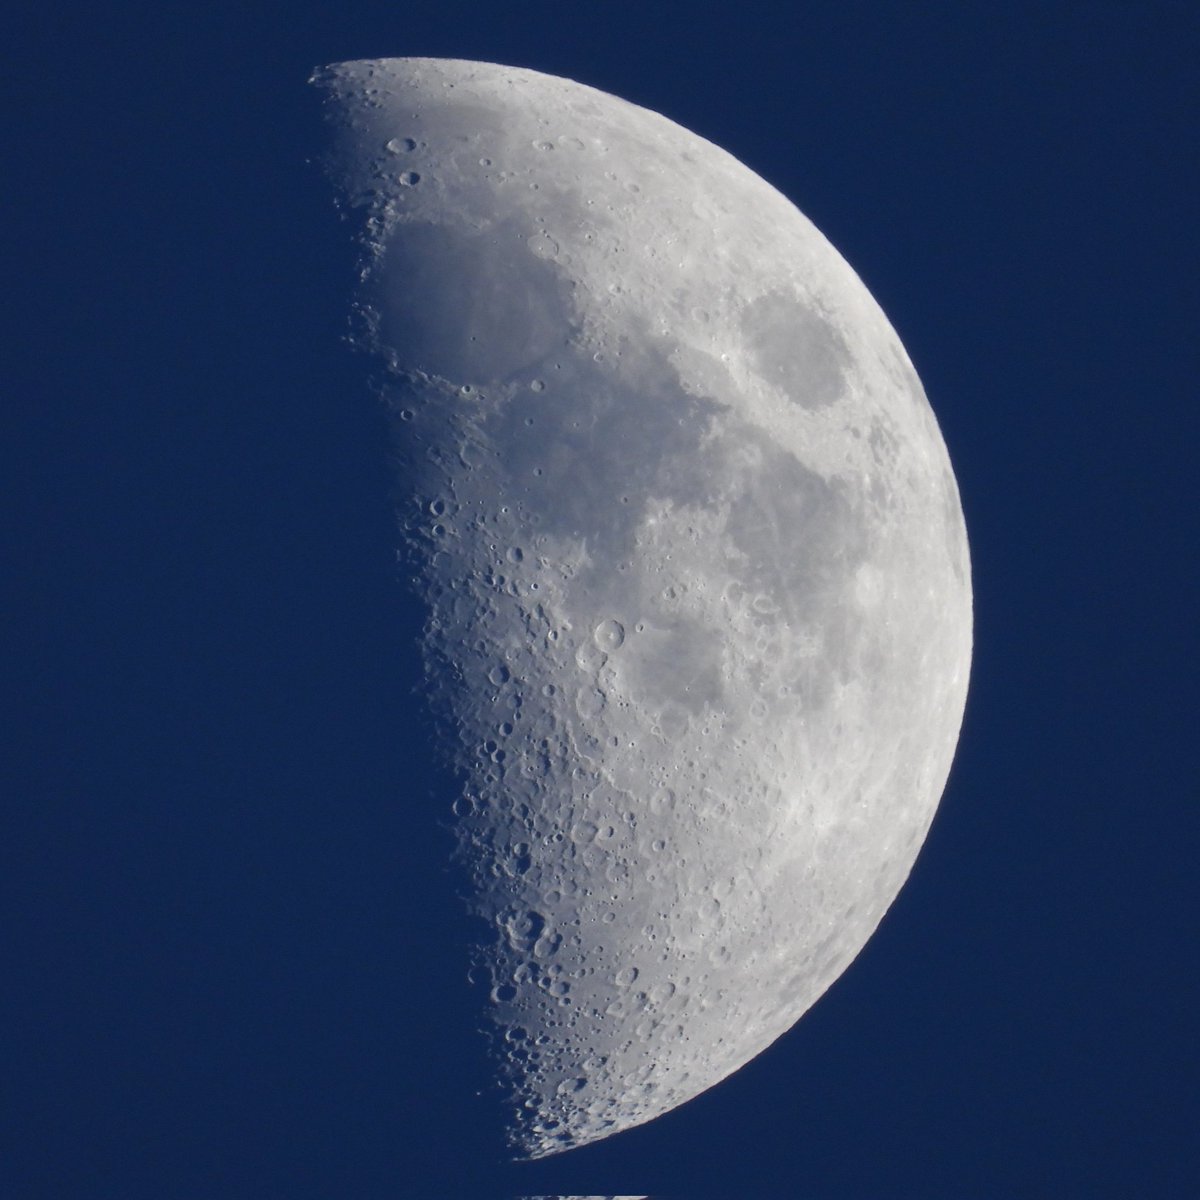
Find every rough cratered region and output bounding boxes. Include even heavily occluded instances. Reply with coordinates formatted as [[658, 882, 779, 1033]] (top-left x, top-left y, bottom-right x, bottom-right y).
[[313, 57, 972, 1159]]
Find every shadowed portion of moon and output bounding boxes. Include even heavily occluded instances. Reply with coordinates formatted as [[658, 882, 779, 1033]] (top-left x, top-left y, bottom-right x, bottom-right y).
[[314, 56, 971, 1160]]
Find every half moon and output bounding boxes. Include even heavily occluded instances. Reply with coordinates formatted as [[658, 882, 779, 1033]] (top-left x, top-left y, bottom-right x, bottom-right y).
[[313, 57, 972, 1158]]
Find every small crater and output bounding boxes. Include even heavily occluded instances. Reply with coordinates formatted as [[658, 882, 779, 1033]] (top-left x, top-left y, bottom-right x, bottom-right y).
[[593, 618, 625, 651], [502, 910, 548, 953], [570, 820, 599, 844], [650, 787, 676, 813], [575, 641, 608, 673], [528, 231, 559, 260]]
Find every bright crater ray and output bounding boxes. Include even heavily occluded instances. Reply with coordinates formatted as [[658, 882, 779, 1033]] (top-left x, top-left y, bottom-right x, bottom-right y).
[[313, 57, 972, 1158]]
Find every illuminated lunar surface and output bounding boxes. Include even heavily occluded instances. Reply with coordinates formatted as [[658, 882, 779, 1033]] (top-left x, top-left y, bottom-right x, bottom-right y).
[[314, 57, 971, 1158]]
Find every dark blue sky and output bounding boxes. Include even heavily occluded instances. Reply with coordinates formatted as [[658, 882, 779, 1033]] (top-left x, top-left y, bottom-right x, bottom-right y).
[[7, 3, 1197, 1197]]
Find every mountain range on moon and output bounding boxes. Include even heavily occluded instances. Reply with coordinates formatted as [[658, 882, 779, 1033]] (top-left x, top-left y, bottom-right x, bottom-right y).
[[313, 56, 971, 1158]]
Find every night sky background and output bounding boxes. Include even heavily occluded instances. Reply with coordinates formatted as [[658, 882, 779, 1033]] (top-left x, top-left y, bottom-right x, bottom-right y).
[[7, 3, 1197, 1197]]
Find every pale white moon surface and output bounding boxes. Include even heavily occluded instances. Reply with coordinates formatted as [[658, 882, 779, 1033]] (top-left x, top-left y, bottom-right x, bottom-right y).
[[313, 58, 972, 1158]]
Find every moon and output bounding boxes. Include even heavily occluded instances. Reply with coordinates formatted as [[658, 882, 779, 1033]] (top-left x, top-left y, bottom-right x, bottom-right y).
[[313, 57, 971, 1158]]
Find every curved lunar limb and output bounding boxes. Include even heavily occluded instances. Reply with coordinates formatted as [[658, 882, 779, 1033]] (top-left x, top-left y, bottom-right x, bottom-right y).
[[313, 57, 971, 1159]]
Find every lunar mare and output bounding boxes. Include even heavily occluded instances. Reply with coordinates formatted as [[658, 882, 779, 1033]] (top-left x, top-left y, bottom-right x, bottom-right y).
[[313, 58, 971, 1158]]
